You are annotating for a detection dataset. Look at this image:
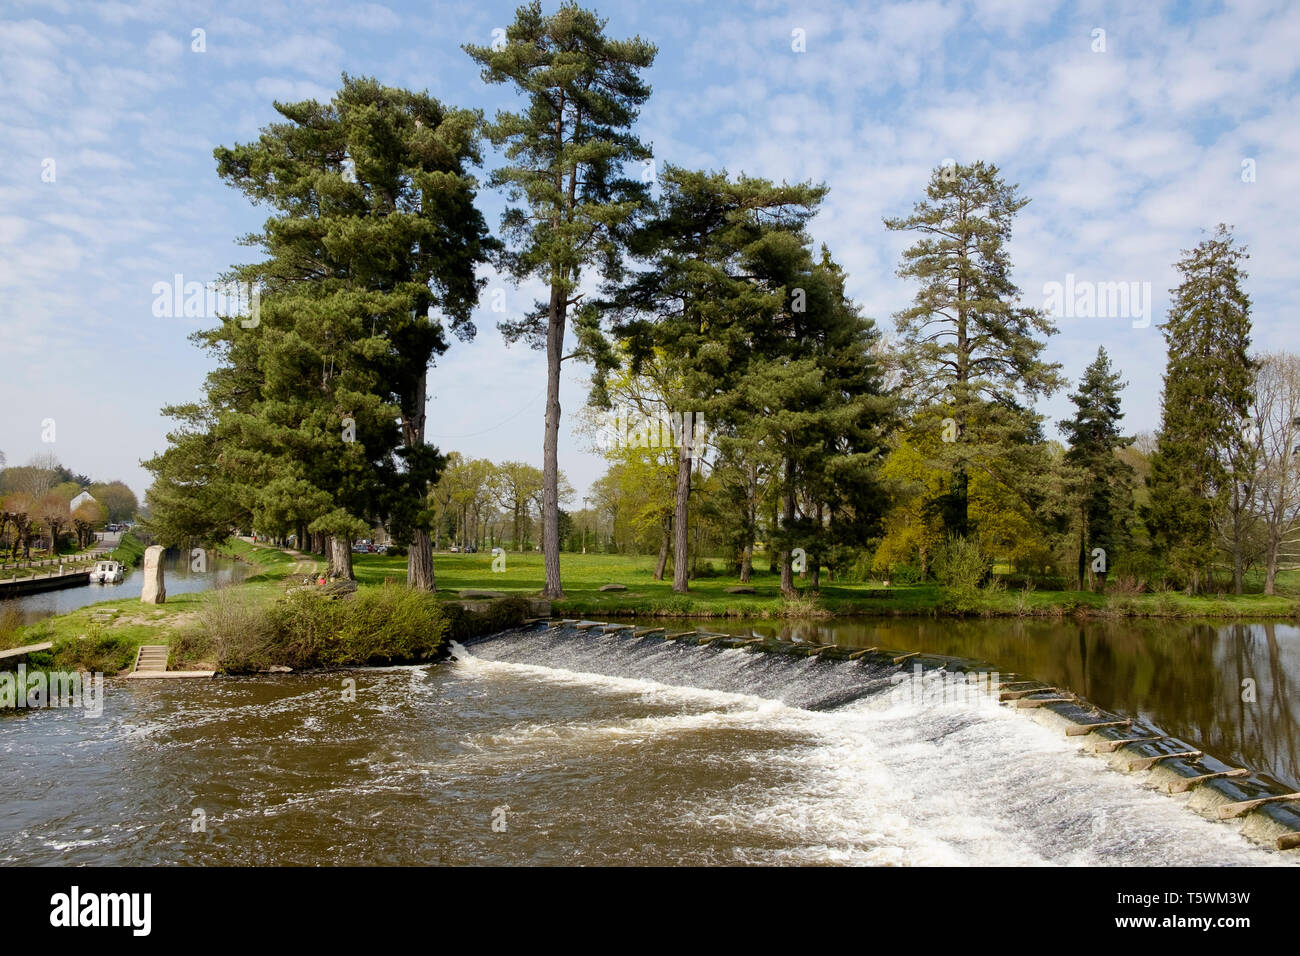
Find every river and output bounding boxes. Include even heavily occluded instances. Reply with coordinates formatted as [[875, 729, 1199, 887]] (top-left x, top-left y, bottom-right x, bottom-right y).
[[1, 616, 1296, 866], [1, 550, 250, 626]]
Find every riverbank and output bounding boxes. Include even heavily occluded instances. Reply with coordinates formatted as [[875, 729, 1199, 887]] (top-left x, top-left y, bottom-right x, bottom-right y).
[[109, 530, 147, 566], [351, 550, 1300, 621], [1, 541, 539, 676], [0, 541, 307, 676], [7, 541, 1299, 678]]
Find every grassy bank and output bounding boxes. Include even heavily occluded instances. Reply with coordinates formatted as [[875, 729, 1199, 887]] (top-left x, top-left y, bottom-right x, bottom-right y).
[[2, 540, 534, 678], [109, 531, 147, 566], [351, 549, 1300, 621], [1, 540, 316, 676], [6, 541, 1298, 683]]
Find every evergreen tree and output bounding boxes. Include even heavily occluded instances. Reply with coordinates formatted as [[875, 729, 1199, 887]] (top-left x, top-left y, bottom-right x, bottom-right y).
[[1059, 347, 1135, 590], [787, 249, 893, 592], [179, 76, 494, 582], [885, 161, 1063, 538], [607, 165, 825, 592], [465, 1, 656, 599], [728, 241, 891, 596], [1145, 224, 1254, 593], [143, 401, 251, 547]]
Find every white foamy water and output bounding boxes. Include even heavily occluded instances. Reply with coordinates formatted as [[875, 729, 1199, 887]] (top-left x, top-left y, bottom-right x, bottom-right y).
[[453, 636, 1286, 866]]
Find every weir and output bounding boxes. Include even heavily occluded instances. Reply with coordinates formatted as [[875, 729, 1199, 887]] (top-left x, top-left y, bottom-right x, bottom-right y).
[[462, 619, 1300, 856]]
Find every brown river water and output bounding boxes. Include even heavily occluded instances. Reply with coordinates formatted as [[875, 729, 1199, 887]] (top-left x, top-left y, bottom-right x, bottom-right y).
[[1, 617, 1296, 866]]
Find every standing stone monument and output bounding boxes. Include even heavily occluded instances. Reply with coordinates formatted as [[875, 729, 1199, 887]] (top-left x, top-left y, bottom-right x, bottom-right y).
[[141, 545, 166, 604]]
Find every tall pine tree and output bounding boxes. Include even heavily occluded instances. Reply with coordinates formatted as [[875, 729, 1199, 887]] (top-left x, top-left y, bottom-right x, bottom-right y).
[[606, 165, 825, 592], [465, 1, 656, 599], [885, 161, 1063, 539], [1145, 224, 1254, 593], [212, 76, 493, 587]]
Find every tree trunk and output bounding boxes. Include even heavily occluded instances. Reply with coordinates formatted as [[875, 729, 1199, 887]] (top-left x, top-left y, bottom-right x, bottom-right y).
[[409, 529, 434, 591], [1077, 505, 1088, 591], [811, 503, 824, 591], [951, 466, 969, 538], [403, 366, 436, 590], [542, 284, 565, 599], [949, 246, 970, 539], [1231, 517, 1244, 596], [327, 535, 354, 580], [672, 428, 692, 593], [768, 495, 779, 573], [653, 524, 669, 581], [780, 459, 796, 598], [739, 542, 753, 583], [1264, 524, 1280, 595]]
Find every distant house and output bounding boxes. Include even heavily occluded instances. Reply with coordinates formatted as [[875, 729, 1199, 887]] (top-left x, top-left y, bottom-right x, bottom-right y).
[[70, 491, 96, 512]]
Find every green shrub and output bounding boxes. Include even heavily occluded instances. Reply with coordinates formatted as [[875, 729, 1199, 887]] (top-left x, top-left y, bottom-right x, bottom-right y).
[[888, 563, 923, 585], [187, 586, 277, 672], [51, 627, 138, 674], [188, 581, 453, 673], [933, 536, 992, 592], [331, 583, 447, 664]]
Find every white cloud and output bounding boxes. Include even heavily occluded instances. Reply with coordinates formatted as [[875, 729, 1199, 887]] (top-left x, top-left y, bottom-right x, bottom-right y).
[[0, 0, 1297, 495], [144, 29, 184, 63]]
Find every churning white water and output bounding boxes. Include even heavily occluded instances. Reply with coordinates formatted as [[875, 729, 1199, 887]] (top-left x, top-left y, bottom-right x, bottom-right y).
[[456, 628, 1286, 866]]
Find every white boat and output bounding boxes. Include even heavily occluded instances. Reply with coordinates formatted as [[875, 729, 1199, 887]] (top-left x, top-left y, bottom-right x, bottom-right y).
[[89, 561, 124, 584]]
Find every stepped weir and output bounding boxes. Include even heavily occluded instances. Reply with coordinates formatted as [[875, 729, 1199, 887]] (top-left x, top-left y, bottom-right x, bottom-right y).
[[463, 618, 1300, 855]]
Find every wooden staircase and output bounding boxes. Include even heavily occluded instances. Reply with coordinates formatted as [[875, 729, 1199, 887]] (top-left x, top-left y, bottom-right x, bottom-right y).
[[126, 645, 215, 680], [133, 645, 169, 674]]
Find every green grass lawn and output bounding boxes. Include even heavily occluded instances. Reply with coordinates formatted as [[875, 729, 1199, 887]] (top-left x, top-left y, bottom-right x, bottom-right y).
[[6, 541, 1297, 678], [352, 549, 1300, 620]]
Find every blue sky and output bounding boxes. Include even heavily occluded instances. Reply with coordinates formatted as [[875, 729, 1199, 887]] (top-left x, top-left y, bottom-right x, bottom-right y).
[[1, 0, 1297, 502]]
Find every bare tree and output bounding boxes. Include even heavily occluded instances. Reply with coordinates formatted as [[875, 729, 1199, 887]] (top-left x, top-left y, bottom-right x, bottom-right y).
[[6, 452, 60, 500], [37, 492, 70, 557], [1253, 352, 1300, 593], [3, 493, 35, 558]]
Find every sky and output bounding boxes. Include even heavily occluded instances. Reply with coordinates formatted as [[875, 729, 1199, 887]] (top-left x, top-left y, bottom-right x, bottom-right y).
[[1, 0, 1297, 505]]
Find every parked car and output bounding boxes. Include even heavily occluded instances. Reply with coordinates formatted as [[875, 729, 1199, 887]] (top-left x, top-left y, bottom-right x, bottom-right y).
[[449, 545, 459, 553], [463, 545, 477, 554]]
